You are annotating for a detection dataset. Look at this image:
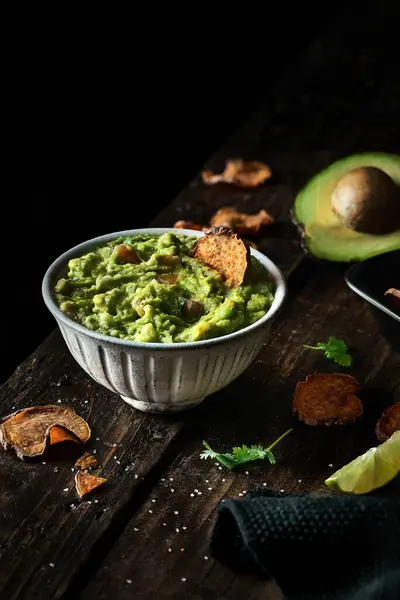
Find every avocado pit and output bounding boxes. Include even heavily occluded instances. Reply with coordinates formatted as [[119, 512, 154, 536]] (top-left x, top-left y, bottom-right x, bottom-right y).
[[331, 166, 400, 234]]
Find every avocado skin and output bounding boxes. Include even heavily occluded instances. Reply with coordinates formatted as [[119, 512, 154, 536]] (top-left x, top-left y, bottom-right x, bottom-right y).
[[293, 153, 400, 263]]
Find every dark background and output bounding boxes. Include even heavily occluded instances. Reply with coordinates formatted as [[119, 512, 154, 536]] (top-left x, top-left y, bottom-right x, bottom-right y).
[[4, 1, 399, 384]]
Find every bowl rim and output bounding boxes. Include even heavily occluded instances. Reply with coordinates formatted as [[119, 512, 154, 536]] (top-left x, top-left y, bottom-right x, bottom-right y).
[[42, 227, 287, 350]]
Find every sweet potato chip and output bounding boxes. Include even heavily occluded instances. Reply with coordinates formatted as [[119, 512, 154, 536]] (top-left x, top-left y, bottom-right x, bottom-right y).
[[384, 288, 400, 309], [375, 402, 400, 442], [191, 226, 250, 288], [75, 470, 107, 499], [293, 373, 362, 426], [0, 405, 91, 460], [75, 451, 98, 469], [210, 207, 274, 236], [173, 220, 205, 231], [49, 425, 81, 446], [202, 159, 272, 188]]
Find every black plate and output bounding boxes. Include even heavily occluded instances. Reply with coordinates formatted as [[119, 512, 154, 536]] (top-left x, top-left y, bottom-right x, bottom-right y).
[[345, 250, 400, 352]]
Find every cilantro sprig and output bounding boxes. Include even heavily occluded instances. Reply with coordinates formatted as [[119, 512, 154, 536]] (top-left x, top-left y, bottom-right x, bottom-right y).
[[303, 336, 353, 367], [200, 428, 293, 470]]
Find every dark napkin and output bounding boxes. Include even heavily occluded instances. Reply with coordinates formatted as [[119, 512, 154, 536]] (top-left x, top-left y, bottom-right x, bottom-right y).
[[210, 489, 400, 600]]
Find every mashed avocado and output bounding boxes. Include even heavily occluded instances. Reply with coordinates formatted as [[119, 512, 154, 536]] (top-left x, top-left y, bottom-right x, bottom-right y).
[[54, 232, 274, 343]]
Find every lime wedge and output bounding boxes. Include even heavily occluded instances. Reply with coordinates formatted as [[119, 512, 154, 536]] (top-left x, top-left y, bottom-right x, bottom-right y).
[[325, 431, 400, 494]]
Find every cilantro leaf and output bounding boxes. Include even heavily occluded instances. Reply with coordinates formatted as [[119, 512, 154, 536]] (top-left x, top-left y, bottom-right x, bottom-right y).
[[200, 428, 292, 470], [303, 336, 353, 367]]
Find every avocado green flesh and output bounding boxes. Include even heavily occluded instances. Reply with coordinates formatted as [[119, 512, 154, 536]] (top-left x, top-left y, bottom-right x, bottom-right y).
[[294, 153, 400, 262], [54, 232, 274, 343]]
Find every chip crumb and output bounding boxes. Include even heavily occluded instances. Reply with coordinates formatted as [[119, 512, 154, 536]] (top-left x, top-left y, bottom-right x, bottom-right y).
[[75, 471, 107, 499], [75, 452, 98, 469]]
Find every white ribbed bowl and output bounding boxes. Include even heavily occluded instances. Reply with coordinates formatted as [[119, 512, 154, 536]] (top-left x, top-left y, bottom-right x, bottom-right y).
[[42, 228, 287, 413]]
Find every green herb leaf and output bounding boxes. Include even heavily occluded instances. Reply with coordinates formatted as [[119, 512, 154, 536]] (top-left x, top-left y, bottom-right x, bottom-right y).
[[303, 336, 353, 366], [200, 428, 293, 470]]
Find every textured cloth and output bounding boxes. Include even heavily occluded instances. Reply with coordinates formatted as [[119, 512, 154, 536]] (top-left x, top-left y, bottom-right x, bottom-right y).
[[210, 490, 400, 599]]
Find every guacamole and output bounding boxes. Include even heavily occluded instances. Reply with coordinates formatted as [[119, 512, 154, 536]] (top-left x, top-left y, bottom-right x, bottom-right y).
[[54, 232, 274, 343]]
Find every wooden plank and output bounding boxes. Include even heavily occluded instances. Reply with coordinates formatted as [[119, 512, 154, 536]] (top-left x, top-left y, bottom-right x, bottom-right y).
[[80, 266, 399, 600]]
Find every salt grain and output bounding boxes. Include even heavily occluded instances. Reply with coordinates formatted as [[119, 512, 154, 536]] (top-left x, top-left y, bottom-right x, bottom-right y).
[[42, 462, 46, 465], [222, 478, 225, 482], [92, 449, 97, 454], [57, 399, 62, 403], [194, 488, 198, 492], [208, 487, 212, 491], [170, 477, 174, 481], [96, 437, 100, 441], [280, 489, 285, 493], [134, 474, 138, 479], [239, 493, 243, 497], [170, 488, 174, 493], [113, 456, 117, 460], [94, 499, 99, 503], [168, 548, 172, 552], [190, 493, 194, 497], [328, 463, 333, 467], [126, 579, 132, 584], [245, 471, 249, 475], [163, 523, 167, 526], [204, 556, 209, 560], [161, 478, 165, 482], [134, 527, 139, 531], [181, 577, 186, 582], [174, 510, 178, 515], [205, 479, 209, 483], [182, 526, 187, 530], [54, 467, 58, 473], [149, 510, 153, 514], [84, 400, 88, 404], [262, 482, 267, 486], [49, 563, 55, 567], [218, 467, 222, 470], [63, 488, 69, 492], [197, 491, 202, 495], [152, 499, 156, 503], [112, 443, 117, 447], [176, 528, 180, 533], [298, 479, 302, 483]]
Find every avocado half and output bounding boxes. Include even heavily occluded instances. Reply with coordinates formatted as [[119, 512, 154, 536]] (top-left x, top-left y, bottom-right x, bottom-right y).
[[293, 153, 400, 262]]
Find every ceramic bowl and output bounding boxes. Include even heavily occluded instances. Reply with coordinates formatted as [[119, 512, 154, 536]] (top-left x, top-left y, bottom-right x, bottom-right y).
[[42, 228, 287, 413]]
